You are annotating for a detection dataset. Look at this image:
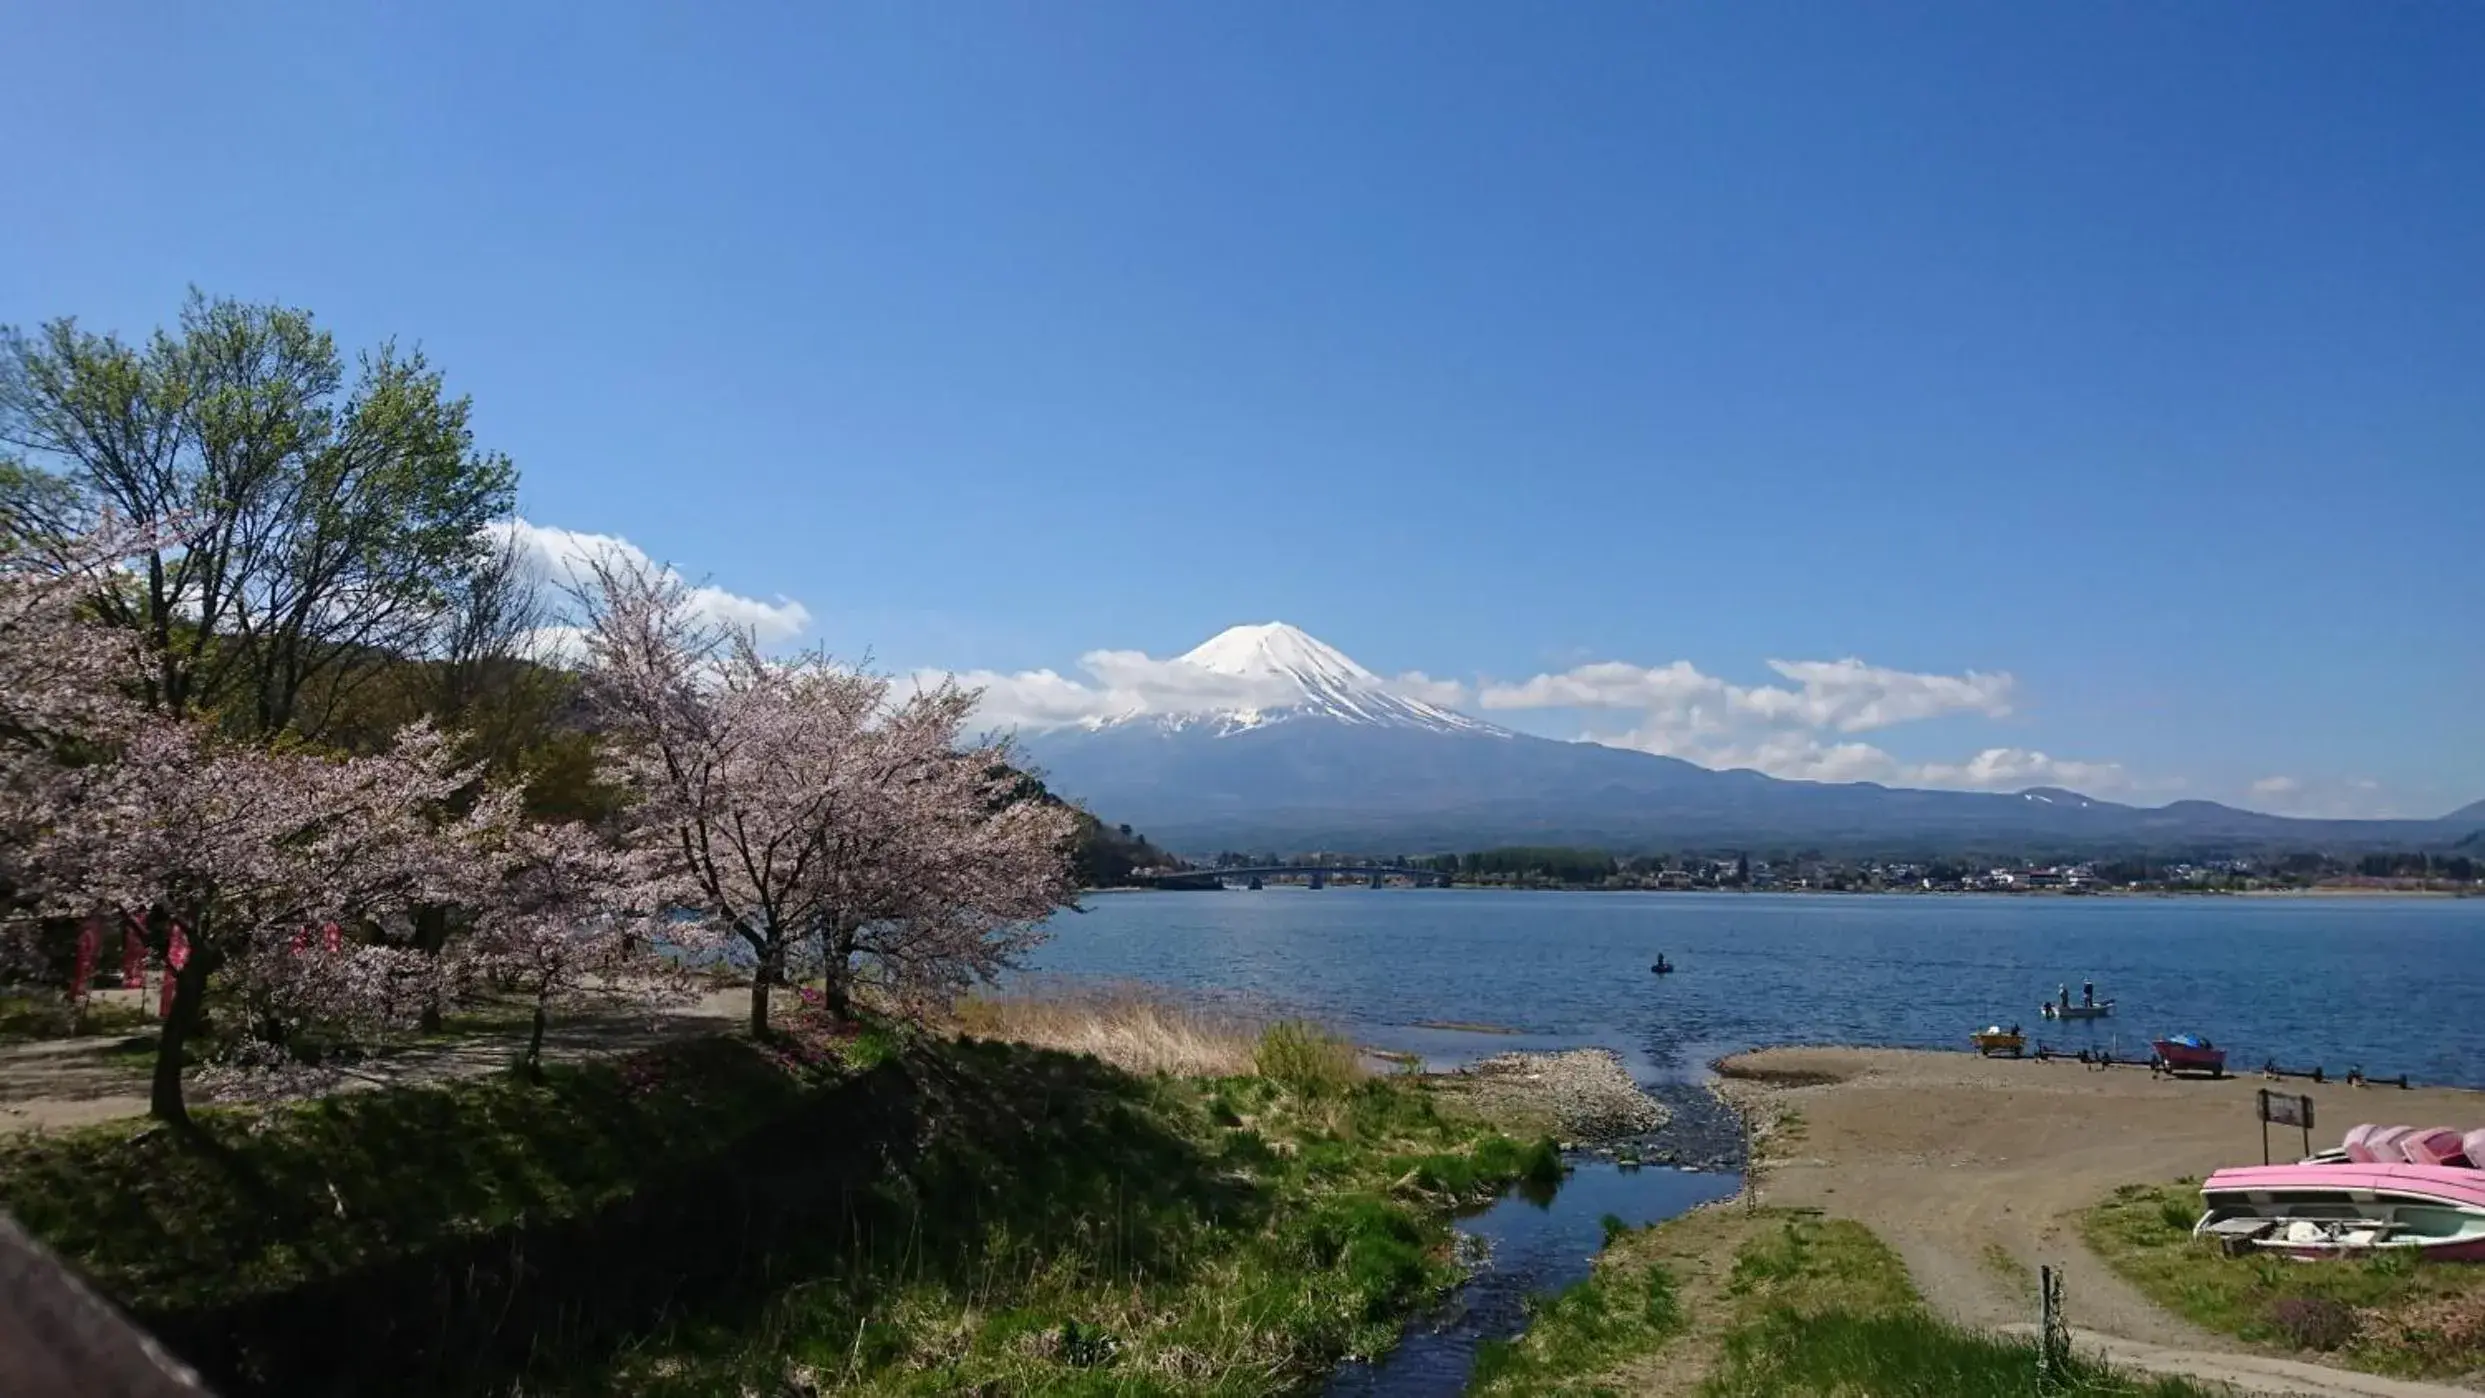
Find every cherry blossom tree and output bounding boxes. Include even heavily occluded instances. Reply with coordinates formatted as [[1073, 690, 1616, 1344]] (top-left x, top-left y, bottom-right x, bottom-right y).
[[574, 557, 1078, 1035], [34, 719, 504, 1124], [0, 523, 149, 979], [462, 817, 698, 1072], [1, 522, 143, 769]]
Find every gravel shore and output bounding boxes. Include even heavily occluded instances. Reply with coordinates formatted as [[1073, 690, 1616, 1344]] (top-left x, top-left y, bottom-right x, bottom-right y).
[[1446, 1048, 1671, 1141]]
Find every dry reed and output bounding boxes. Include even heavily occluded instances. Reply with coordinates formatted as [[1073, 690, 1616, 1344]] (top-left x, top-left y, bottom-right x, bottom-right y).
[[951, 981, 1267, 1078]]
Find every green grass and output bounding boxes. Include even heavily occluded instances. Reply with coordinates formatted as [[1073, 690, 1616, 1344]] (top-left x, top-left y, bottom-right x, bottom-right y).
[[0, 991, 156, 1044], [2085, 1179, 2485, 1377], [1253, 1020, 1362, 1097], [1703, 1215, 2216, 1397], [1706, 1309, 2217, 1397], [1468, 1247, 1684, 1395], [1469, 1210, 2218, 1397], [0, 1026, 1560, 1398]]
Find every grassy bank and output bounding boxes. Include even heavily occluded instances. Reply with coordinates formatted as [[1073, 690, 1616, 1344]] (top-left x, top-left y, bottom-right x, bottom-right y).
[[1471, 1207, 2217, 1396], [0, 1015, 1559, 1396], [2087, 1180, 2485, 1377]]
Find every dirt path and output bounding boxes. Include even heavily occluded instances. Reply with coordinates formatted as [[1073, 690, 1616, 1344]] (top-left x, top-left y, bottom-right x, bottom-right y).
[[1716, 1046, 2485, 1396], [0, 986, 760, 1134]]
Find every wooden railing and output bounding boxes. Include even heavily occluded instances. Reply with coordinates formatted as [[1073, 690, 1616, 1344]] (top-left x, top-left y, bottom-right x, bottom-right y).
[[0, 1211, 209, 1397]]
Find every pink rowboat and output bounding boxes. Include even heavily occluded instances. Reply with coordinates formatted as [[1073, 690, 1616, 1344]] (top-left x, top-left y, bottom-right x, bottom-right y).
[[2196, 1163, 2485, 1260]]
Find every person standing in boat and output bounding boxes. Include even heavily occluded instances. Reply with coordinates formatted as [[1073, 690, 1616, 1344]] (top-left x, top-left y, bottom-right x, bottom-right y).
[[2058, 984, 2070, 1013], [2082, 980, 2095, 1008]]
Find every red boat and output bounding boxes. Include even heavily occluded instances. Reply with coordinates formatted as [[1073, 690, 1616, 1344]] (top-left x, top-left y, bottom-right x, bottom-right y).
[[2153, 1034, 2226, 1077]]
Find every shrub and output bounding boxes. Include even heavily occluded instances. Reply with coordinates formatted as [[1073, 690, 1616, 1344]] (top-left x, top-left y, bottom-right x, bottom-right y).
[[1255, 1020, 1361, 1097], [2358, 1291, 2485, 1368], [2268, 1295, 2358, 1352], [1519, 1135, 1565, 1189]]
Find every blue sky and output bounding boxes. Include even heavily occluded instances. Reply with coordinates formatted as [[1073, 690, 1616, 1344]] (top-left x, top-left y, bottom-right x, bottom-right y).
[[6, 3, 2479, 816]]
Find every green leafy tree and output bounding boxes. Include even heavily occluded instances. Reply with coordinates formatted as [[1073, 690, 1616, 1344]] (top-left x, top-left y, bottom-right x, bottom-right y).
[[0, 292, 516, 744]]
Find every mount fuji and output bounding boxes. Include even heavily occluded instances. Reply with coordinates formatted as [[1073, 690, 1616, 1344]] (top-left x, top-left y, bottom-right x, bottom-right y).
[[1017, 624, 2478, 855], [1090, 622, 1498, 737]]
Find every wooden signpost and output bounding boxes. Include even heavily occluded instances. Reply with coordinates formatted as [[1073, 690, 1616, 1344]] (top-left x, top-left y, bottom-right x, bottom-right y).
[[2258, 1088, 2315, 1165]]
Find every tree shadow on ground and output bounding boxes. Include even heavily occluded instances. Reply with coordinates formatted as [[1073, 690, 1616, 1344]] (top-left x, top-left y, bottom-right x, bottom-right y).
[[60, 1036, 1256, 1397]]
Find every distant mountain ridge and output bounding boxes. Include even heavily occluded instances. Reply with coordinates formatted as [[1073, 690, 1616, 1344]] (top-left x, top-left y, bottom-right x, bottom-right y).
[[1016, 624, 2479, 856]]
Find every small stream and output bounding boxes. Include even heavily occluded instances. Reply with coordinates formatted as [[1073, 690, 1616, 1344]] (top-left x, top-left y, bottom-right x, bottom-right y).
[[1323, 1159, 1741, 1396]]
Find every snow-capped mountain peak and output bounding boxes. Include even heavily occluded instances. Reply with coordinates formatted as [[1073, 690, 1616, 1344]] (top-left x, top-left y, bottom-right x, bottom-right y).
[[1181, 622, 1380, 685], [1107, 622, 1500, 736]]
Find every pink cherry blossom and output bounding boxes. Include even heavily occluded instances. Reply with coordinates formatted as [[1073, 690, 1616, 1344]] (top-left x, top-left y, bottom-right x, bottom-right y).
[[572, 555, 1078, 1034]]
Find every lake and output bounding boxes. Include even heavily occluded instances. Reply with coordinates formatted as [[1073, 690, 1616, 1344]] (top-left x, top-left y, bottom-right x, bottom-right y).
[[1025, 890, 2485, 1087]]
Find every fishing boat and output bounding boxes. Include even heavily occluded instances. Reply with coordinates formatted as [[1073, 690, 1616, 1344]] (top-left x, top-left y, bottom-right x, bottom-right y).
[[2152, 1033, 2225, 1077], [2041, 1000, 2115, 1020], [2193, 1163, 2485, 1260], [1971, 1025, 2025, 1058]]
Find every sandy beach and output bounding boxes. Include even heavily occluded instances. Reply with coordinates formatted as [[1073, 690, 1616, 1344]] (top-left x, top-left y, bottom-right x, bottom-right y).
[[1715, 1046, 2485, 1395]]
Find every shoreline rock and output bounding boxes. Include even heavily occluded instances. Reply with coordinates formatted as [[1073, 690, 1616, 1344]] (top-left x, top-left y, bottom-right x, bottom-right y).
[[1447, 1048, 1670, 1141]]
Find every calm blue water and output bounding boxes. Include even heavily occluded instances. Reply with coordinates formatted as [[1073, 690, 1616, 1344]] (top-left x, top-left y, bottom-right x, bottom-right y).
[[1028, 890, 2485, 1086]]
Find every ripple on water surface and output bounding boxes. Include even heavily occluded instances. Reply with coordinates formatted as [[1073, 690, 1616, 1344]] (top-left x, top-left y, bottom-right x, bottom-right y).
[[1025, 890, 2485, 1085]]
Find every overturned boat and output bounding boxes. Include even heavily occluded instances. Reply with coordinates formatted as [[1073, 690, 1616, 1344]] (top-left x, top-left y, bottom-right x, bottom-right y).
[[2195, 1162, 2485, 1260]]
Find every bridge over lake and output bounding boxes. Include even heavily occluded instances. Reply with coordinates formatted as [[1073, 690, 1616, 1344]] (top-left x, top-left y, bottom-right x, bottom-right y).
[[1138, 865, 1451, 890]]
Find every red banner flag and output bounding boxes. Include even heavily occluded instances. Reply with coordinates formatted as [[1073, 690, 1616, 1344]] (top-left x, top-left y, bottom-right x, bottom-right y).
[[120, 914, 145, 990], [71, 917, 99, 1005], [160, 922, 189, 1020]]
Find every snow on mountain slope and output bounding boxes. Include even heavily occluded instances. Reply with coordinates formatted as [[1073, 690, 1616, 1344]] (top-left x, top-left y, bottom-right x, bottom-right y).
[[1105, 622, 1504, 736]]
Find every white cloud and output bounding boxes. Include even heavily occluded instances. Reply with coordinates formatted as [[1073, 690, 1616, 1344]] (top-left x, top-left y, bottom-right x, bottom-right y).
[[934, 649, 1297, 731], [1912, 748, 2129, 792], [2241, 775, 2401, 819], [1499, 651, 2111, 789], [924, 667, 1125, 729], [1384, 670, 1471, 709], [1600, 724, 2131, 792], [1750, 658, 2015, 732], [485, 518, 813, 647], [1483, 656, 2013, 733], [1482, 659, 1729, 712]]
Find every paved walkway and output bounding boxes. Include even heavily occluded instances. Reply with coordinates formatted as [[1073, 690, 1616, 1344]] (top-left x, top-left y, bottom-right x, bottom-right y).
[[0, 986, 765, 1134]]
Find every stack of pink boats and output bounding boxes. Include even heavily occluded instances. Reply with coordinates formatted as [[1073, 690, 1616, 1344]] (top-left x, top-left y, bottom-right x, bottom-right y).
[[2195, 1124, 2485, 1259]]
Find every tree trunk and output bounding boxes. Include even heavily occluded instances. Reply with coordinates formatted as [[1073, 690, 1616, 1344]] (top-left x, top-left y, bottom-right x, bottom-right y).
[[524, 999, 547, 1074], [749, 941, 781, 1038], [150, 945, 213, 1128], [412, 904, 453, 1032], [820, 976, 854, 1023], [820, 925, 857, 1022]]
